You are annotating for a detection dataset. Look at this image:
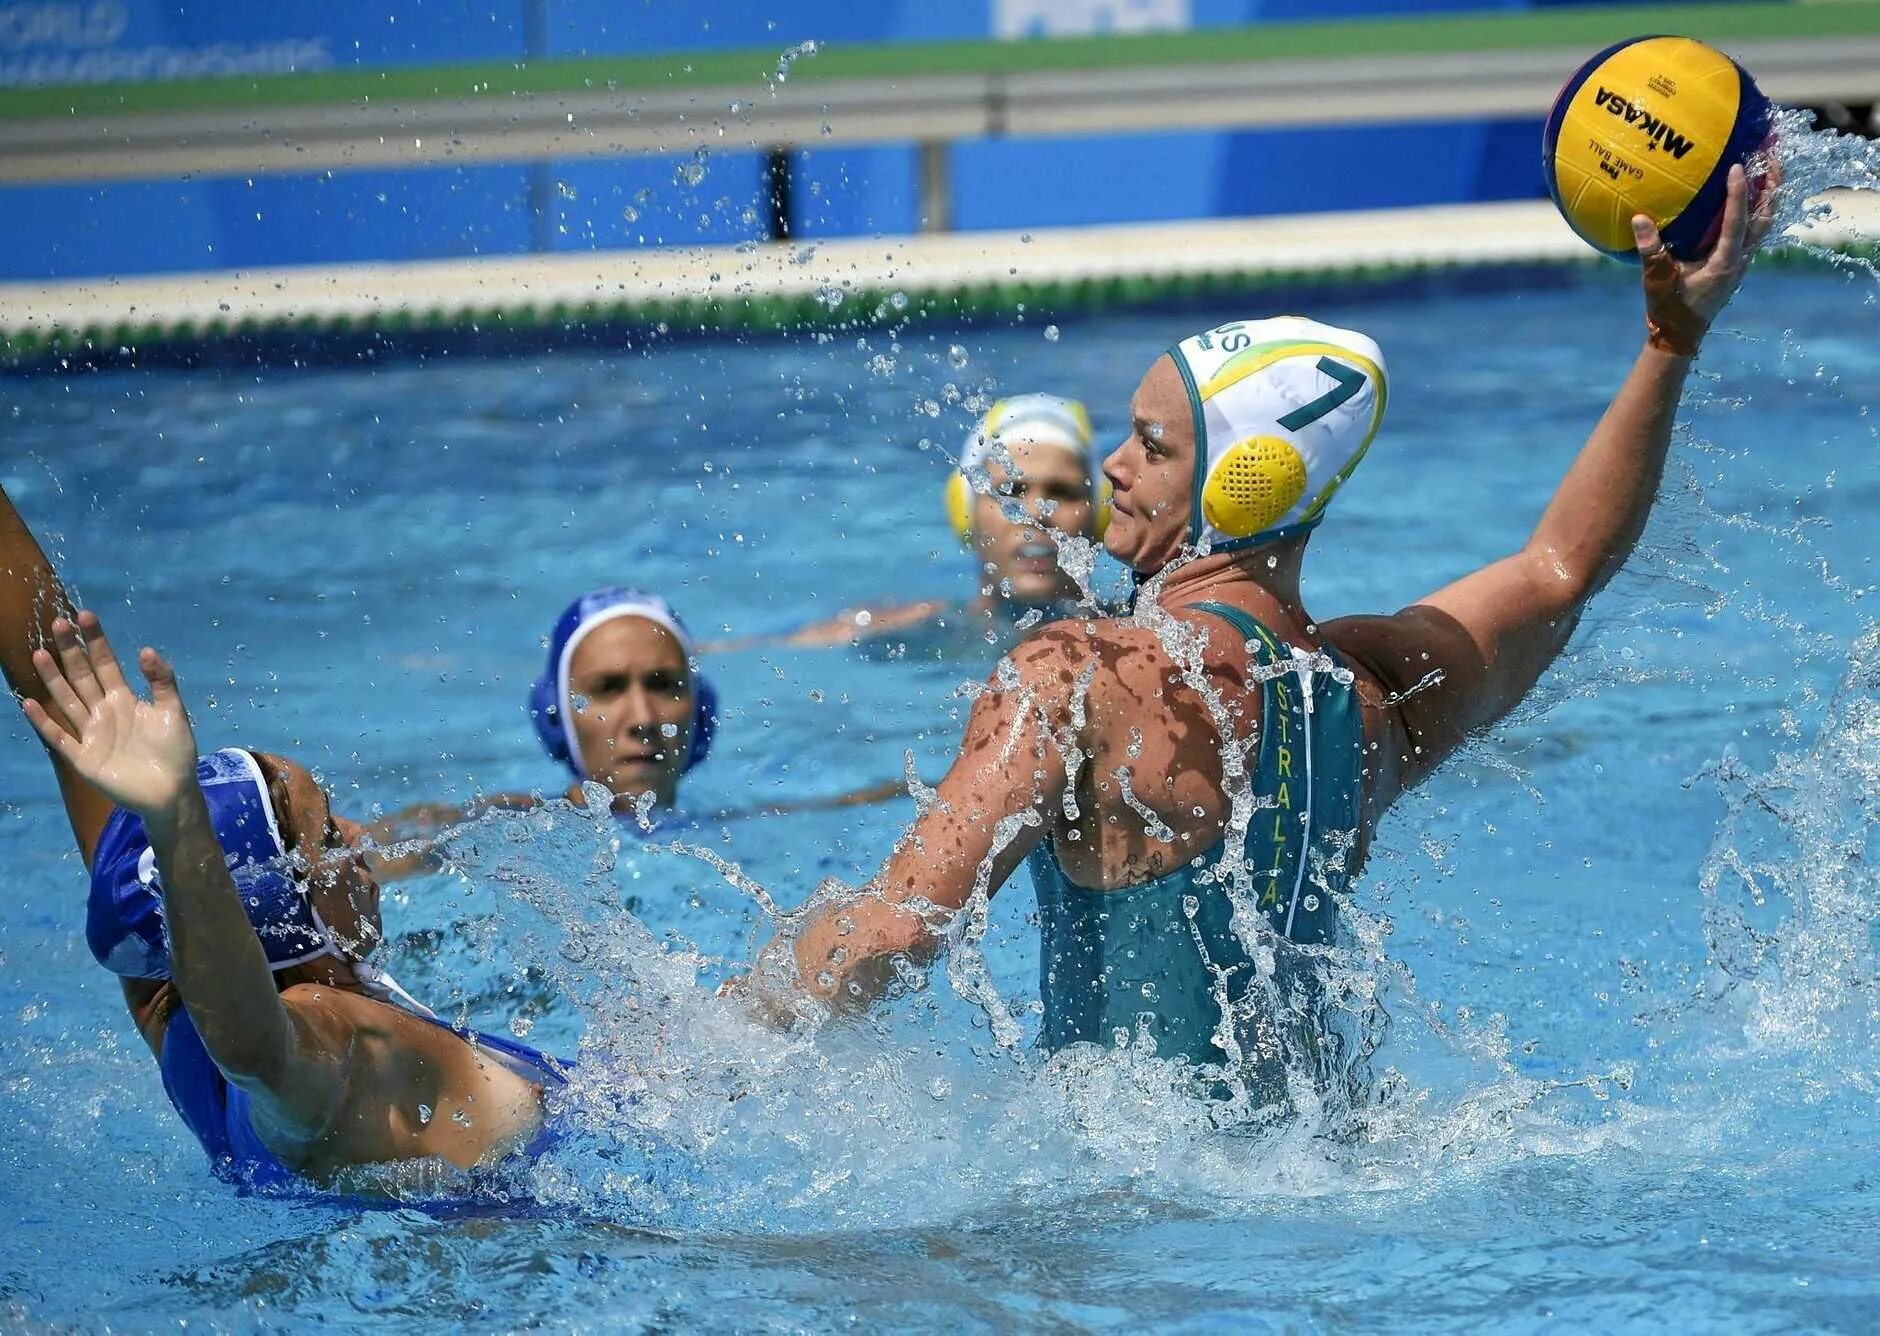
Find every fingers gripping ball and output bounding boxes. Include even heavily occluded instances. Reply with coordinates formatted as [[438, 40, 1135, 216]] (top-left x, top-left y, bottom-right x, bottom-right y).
[[1543, 35, 1770, 261], [1203, 436, 1308, 540]]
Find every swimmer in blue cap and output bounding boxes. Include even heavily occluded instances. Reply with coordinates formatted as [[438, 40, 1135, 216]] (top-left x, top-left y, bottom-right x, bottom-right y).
[[739, 171, 1778, 1089], [364, 585, 897, 873], [709, 394, 1109, 653], [2, 484, 575, 1190], [358, 588, 717, 871], [528, 586, 716, 814]]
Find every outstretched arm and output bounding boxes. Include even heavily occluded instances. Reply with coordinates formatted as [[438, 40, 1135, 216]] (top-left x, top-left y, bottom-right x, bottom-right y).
[[1331, 164, 1778, 804], [699, 599, 951, 653], [0, 484, 114, 864], [19, 614, 346, 1141], [340, 792, 543, 882], [741, 638, 1072, 1020]]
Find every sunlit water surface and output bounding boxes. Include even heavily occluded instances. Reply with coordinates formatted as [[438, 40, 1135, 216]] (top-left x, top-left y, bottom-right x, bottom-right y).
[[1, 214, 1877, 1328]]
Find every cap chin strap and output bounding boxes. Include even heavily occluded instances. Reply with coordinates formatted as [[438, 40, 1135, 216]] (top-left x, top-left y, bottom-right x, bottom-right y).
[[353, 958, 439, 1020], [296, 897, 439, 1021]]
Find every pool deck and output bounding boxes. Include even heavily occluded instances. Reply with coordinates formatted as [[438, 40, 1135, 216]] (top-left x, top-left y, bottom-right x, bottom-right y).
[[1, 190, 1873, 351]]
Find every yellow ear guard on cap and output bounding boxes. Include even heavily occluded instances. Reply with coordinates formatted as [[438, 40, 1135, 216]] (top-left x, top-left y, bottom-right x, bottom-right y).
[[942, 394, 1109, 544], [943, 469, 975, 542], [1203, 435, 1308, 539]]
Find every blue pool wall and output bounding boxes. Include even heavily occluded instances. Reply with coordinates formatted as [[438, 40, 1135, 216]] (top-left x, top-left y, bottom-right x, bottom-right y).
[[0, 0, 1640, 279]]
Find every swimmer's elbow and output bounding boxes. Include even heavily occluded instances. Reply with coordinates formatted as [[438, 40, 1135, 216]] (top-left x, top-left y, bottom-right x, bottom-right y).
[[1522, 530, 1625, 616]]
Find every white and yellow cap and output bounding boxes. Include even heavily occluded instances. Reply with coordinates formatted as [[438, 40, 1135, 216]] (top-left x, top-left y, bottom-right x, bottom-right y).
[[944, 393, 1112, 542], [1168, 316, 1387, 552]]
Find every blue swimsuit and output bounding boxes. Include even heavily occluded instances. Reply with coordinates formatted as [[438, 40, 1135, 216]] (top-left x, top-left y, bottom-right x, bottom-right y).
[[157, 1003, 572, 1189], [1028, 602, 1365, 1079]]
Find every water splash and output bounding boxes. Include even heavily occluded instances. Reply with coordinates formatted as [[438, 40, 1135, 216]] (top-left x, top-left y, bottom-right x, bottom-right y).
[[1698, 622, 1880, 1058], [1768, 106, 1880, 272], [770, 40, 819, 90]]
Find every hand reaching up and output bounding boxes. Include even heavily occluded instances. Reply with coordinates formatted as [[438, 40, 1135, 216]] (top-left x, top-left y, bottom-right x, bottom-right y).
[[19, 611, 199, 819], [1632, 158, 1782, 355]]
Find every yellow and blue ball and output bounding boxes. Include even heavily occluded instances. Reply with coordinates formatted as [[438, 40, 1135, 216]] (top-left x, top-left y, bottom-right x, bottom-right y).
[[1542, 35, 1770, 262]]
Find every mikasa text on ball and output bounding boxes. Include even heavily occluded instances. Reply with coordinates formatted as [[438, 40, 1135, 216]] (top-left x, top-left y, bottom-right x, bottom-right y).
[[1543, 35, 1770, 261]]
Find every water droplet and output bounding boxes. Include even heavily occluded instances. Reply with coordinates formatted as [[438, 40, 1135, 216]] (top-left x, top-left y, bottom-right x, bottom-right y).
[[509, 1015, 535, 1038], [928, 1078, 952, 1099], [774, 39, 819, 84], [1043, 324, 1060, 342], [660, 722, 679, 738], [889, 291, 909, 311], [947, 344, 970, 369], [417, 1103, 434, 1125]]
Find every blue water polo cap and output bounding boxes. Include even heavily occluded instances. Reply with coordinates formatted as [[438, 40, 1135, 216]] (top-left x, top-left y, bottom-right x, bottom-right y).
[[526, 586, 717, 779], [86, 748, 336, 979]]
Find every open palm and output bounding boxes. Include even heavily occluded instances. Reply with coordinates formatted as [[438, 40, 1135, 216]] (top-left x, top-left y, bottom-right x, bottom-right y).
[[20, 612, 199, 818]]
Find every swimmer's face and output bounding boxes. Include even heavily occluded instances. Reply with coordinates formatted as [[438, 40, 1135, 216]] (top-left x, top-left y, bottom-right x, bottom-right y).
[[1102, 356, 1195, 573], [253, 752, 383, 992], [970, 438, 1094, 606], [565, 617, 693, 808]]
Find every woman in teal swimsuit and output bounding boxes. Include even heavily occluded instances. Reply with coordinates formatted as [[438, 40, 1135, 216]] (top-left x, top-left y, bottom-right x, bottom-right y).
[[746, 173, 1776, 1103], [1029, 599, 1363, 1084]]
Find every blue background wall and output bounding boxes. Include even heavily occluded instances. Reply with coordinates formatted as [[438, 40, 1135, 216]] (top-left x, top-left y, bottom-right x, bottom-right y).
[[0, 1, 1604, 279]]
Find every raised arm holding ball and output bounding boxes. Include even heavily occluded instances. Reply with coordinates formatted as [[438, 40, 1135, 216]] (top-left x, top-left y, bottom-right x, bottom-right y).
[[736, 162, 1778, 1092]]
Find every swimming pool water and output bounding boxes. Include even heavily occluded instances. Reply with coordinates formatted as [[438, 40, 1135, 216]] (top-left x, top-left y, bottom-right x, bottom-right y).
[[1, 258, 1876, 1330]]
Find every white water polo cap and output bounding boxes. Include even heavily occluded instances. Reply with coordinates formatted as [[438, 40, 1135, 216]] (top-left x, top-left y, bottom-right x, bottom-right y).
[[1167, 316, 1387, 552], [944, 393, 1111, 541]]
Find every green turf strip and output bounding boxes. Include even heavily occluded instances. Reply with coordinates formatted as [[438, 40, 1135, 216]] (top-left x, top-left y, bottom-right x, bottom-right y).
[[6, 240, 1870, 364], [2, 1, 1876, 122]]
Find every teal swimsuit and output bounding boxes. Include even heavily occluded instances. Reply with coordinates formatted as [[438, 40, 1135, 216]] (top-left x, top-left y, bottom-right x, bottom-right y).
[[1029, 602, 1365, 1078]]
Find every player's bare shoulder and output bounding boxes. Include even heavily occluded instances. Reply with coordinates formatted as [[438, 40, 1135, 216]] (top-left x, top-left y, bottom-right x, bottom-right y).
[[1002, 613, 1156, 691], [988, 613, 1189, 749]]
